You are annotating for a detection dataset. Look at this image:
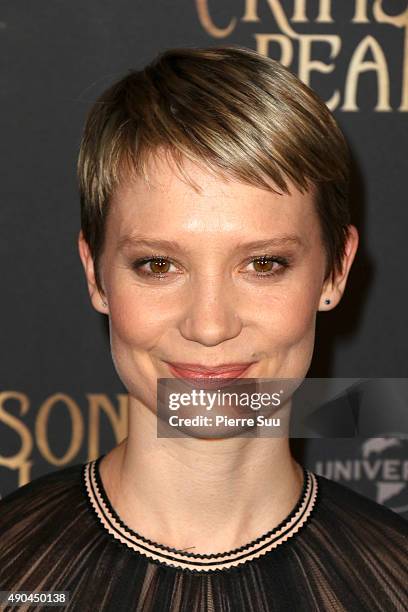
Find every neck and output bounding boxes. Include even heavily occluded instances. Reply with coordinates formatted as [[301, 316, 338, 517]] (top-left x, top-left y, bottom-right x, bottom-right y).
[[99, 396, 304, 555]]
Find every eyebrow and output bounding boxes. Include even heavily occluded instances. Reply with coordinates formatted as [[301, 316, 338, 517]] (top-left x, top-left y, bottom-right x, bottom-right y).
[[117, 234, 305, 253]]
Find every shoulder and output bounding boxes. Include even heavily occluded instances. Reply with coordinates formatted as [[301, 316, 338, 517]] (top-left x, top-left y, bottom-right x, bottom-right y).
[[0, 463, 89, 557], [314, 471, 408, 538], [0, 461, 107, 591], [0, 462, 85, 518]]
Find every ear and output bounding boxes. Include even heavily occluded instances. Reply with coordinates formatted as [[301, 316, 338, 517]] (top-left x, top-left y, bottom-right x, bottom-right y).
[[318, 225, 359, 311], [77, 230, 109, 314]]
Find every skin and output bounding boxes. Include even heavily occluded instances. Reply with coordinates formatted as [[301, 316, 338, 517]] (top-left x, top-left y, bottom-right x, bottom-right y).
[[78, 154, 358, 554]]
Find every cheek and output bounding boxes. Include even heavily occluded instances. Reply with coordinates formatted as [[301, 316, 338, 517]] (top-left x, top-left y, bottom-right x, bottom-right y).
[[253, 275, 321, 352], [106, 286, 169, 401], [253, 283, 319, 379], [108, 287, 171, 350]]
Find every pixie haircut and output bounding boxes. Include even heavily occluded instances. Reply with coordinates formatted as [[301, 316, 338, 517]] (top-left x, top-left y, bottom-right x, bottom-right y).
[[78, 46, 351, 293]]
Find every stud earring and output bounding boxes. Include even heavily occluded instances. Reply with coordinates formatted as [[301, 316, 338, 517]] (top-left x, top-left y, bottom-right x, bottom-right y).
[[324, 298, 331, 305]]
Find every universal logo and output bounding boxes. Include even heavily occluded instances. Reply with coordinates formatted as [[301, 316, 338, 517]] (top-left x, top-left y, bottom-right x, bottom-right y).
[[315, 436, 408, 515]]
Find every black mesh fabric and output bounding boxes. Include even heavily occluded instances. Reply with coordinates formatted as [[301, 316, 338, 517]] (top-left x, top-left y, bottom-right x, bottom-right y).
[[0, 455, 407, 611]]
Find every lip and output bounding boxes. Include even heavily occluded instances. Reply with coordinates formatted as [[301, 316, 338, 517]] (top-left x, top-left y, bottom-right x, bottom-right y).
[[164, 361, 257, 388]]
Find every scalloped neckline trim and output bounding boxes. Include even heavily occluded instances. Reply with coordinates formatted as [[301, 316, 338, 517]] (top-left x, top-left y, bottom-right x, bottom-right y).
[[83, 456, 318, 573]]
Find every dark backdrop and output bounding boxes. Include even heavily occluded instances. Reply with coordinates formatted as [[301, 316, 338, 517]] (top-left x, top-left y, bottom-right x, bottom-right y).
[[1, 1, 407, 518]]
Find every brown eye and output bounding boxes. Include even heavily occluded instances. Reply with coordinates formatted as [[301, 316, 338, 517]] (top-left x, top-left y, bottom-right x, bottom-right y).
[[149, 259, 171, 274], [252, 258, 276, 273], [132, 257, 178, 279], [244, 256, 289, 278]]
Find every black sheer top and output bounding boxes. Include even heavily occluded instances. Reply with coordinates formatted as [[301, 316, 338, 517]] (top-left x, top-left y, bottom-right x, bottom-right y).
[[0, 455, 407, 611]]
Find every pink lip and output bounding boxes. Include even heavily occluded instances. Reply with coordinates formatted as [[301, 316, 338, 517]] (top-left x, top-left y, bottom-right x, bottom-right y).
[[165, 361, 256, 387]]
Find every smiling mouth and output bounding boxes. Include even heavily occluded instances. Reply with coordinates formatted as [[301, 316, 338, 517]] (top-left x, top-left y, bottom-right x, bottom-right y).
[[164, 361, 257, 389]]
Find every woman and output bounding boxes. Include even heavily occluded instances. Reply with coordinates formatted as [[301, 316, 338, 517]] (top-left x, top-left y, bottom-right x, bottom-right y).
[[1, 46, 407, 611]]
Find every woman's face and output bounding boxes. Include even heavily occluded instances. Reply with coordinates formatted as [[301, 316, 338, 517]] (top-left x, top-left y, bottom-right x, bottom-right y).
[[79, 154, 355, 411]]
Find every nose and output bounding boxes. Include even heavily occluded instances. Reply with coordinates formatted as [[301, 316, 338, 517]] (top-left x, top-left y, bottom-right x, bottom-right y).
[[178, 272, 243, 346]]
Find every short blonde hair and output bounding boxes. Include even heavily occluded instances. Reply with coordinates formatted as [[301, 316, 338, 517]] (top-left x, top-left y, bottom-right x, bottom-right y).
[[78, 46, 351, 292]]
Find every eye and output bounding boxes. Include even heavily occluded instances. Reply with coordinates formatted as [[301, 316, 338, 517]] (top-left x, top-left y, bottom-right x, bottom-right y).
[[131, 257, 179, 279], [131, 254, 290, 281], [244, 256, 289, 278]]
